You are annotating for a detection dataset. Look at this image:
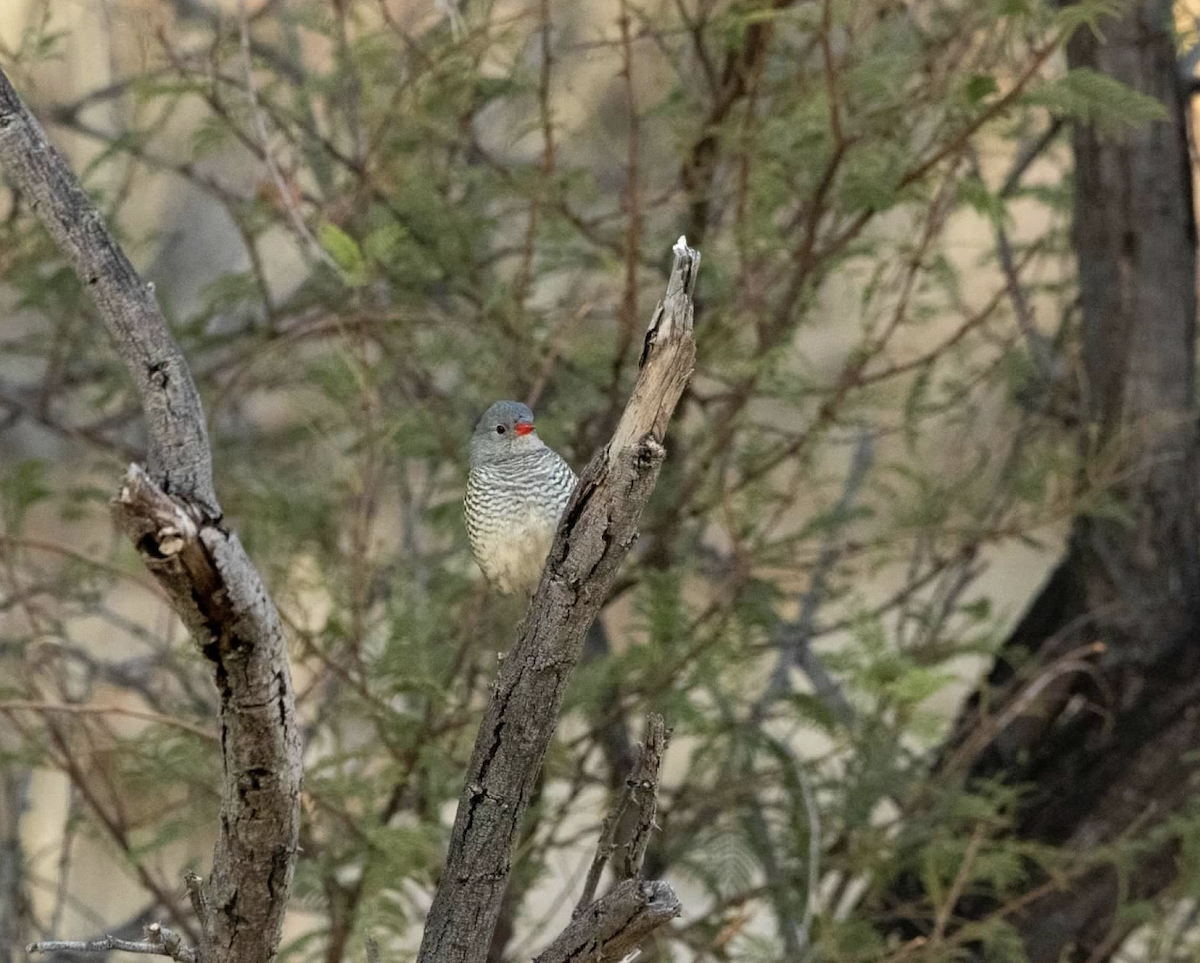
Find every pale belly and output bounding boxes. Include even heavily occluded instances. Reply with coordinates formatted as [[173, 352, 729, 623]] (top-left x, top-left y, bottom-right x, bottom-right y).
[[470, 513, 556, 596]]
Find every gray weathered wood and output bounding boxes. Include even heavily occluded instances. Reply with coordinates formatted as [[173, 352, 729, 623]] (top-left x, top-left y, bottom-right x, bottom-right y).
[[415, 240, 699, 963], [573, 713, 670, 919], [621, 714, 668, 880], [534, 880, 680, 963], [112, 468, 301, 963], [0, 73, 215, 514], [29, 924, 196, 963], [0, 66, 301, 963]]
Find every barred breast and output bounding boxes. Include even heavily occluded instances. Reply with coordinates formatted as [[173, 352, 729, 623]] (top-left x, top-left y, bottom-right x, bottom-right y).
[[464, 448, 577, 595]]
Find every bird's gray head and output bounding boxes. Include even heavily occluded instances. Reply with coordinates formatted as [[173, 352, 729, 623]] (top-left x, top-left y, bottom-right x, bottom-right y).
[[470, 400, 546, 468]]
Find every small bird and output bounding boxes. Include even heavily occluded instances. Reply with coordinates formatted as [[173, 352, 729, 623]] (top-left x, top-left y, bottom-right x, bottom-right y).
[[464, 400, 578, 596]]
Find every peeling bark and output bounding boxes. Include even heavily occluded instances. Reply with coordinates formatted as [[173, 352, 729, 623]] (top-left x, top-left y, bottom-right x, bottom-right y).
[[534, 880, 680, 963], [0, 66, 301, 963], [0, 50, 695, 963]]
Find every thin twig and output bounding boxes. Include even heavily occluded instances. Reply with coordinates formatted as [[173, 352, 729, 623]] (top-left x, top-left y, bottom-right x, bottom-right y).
[[930, 823, 986, 945], [185, 872, 213, 963], [609, 0, 644, 416], [0, 700, 216, 742], [0, 770, 30, 953], [513, 0, 556, 309], [48, 783, 80, 939], [574, 784, 633, 917], [1000, 118, 1064, 199], [236, 0, 340, 275], [764, 733, 822, 954], [966, 145, 1058, 384], [29, 923, 196, 963], [0, 535, 167, 598], [753, 428, 874, 727]]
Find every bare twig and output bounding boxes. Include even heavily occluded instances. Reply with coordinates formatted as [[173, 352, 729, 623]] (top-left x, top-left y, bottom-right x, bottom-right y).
[[236, 0, 340, 275], [48, 784, 81, 939], [0, 81, 214, 512], [29, 923, 196, 963], [184, 872, 214, 963], [929, 823, 986, 945], [1000, 118, 1064, 199], [753, 429, 873, 728], [582, 618, 637, 790], [415, 239, 699, 963], [965, 145, 1059, 386], [0, 700, 215, 742], [608, 0, 645, 417], [0, 535, 167, 599], [733, 424, 867, 962], [0, 771, 30, 954], [680, 1, 791, 246], [765, 733, 822, 953], [155, 0, 304, 81]]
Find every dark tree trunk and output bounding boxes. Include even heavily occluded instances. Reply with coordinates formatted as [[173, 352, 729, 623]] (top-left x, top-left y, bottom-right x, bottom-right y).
[[880, 2, 1200, 960]]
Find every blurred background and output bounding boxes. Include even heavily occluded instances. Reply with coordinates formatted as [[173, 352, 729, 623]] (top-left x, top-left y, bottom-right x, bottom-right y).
[[1, 0, 1197, 961]]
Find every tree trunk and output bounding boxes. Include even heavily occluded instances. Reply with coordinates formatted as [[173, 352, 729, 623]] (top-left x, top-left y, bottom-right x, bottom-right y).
[[883, 2, 1200, 960]]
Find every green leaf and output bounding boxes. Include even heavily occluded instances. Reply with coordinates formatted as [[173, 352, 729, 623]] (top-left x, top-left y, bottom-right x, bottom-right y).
[[2, 460, 51, 527], [1028, 68, 1168, 136], [965, 73, 1000, 104], [957, 174, 1007, 225], [318, 223, 368, 286], [840, 149, 902, 212]]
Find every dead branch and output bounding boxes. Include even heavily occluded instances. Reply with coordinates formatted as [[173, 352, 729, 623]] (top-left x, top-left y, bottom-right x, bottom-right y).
[[622, 713, 668, 880], [0, 66, 301, 963], [415, 239, 699, 963], [535, 880, 681, 963], [574, 781, 632, 918], [29, 924, 196, 963], [574, 713, 671, 917]]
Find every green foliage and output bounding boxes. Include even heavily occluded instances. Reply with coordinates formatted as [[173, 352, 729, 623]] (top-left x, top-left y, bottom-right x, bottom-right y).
[[0, 0, 1183, 960], [1, 459, 51, 528], [1028, 68, 1170, 136], [318, 224, 368, 286]]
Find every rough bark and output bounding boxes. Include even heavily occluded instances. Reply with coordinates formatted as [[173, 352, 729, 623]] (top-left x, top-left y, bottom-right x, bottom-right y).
[[552, 715, 675, 961], [574, 714, 671, 917], [533, 880, 680, 963], [415, 241, 699, 963], [0, 84, 214, 514], [0, 66, 302, 963], [880, 1, 1200, 960], [111, 470, 302, 963], [965, 0, 1200, 827], [621, 714, 668, 880]]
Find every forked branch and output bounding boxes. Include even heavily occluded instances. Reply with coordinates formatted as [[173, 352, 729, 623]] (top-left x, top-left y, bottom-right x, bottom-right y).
[[0, 64, 301, 963], [416, 241, 699, 963]]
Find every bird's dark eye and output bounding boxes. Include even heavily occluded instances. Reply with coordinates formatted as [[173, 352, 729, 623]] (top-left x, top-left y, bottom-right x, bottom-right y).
[[495, 425, 506, 435]]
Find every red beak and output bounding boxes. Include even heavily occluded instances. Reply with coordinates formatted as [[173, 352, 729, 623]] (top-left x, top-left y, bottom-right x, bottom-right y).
[[514, 421, 535, 437]]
